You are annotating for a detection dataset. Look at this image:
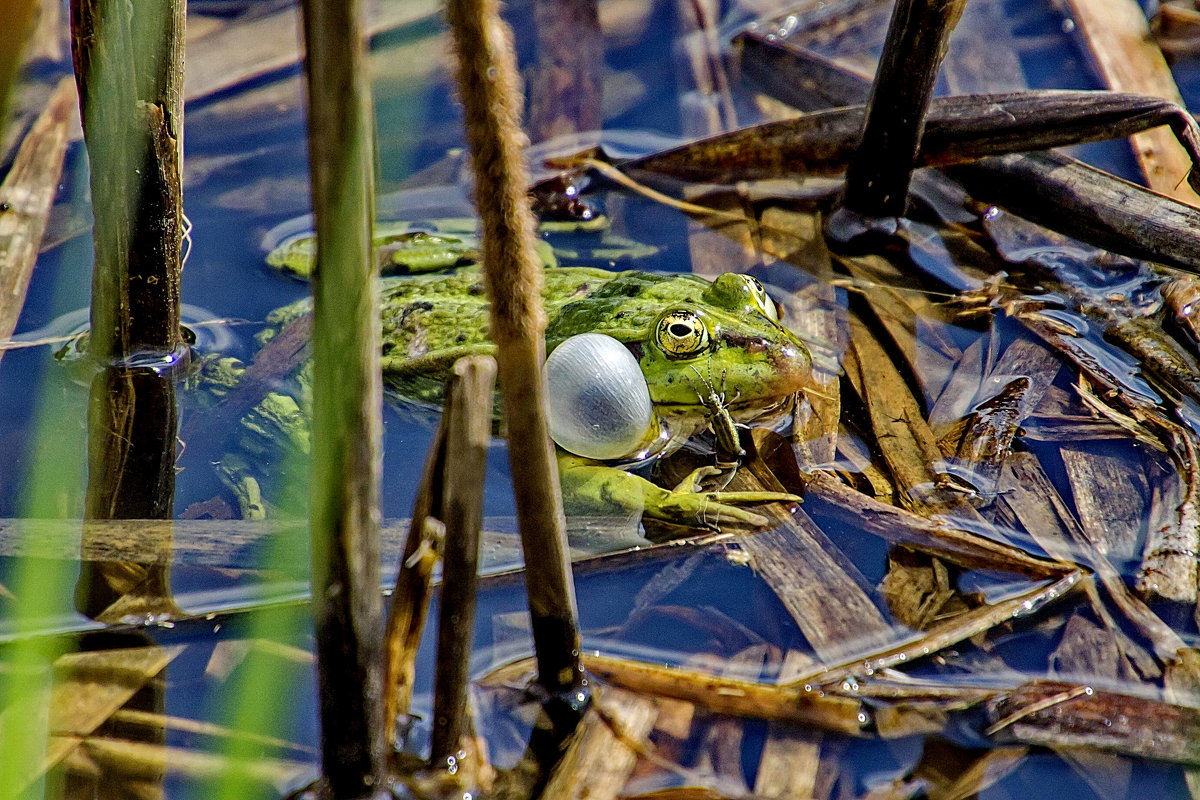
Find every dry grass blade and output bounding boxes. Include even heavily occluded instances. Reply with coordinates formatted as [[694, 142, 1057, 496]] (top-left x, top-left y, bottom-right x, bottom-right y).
[[0, 76, 74, 366]]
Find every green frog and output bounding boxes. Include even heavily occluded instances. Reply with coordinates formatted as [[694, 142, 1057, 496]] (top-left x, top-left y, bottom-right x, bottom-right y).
[[198, 224, 811, 540]]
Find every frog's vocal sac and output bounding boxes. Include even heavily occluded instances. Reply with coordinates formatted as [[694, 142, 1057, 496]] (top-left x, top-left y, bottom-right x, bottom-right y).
[[218, 266, 811, 539]]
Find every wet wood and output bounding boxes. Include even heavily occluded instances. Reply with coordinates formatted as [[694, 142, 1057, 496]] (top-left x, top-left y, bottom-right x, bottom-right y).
[[582, 654, 867, 735], [72, 0, 186, 620], [628, 92, 1200, 190], [1062, 0, 1200, 206], [949, 152, 1200, 275], [741, 34, 1200, 274], [539, 685, 658, 800], [1060, 442, 1149, 563], [727, 457, 892, 659], [300, 0, 384, 789], [430, 358, 495, 764], [1138, 425, 1200, 604], [801, 571, 1084, 686], [382, 425, 445, 752], [997, 452, 1184, 665], [805, 472, 1069, 576], [448, 0, 583, 701], [70, 0, 186, 360], [987, 680, 1200, 765], [0, 77, 74, 366]]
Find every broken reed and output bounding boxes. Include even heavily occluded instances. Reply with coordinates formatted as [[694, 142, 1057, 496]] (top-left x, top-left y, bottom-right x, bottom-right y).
[[299, 0, 385, 794], [841, 0, 966, 217], [446, 0, 585, 701]]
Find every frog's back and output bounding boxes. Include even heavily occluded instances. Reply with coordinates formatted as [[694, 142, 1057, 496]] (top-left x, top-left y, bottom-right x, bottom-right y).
[[381, 265, 672, 403]]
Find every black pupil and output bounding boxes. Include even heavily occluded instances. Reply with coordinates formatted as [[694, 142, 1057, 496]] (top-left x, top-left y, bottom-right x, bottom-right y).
[[670, 323, 693, 338]]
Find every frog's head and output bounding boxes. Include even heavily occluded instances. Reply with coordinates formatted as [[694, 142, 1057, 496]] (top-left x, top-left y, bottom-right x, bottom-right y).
[[638, 273, 811, 422]]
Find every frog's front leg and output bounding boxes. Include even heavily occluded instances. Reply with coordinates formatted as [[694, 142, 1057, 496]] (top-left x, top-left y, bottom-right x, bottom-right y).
[[557, 453, 800, 536]]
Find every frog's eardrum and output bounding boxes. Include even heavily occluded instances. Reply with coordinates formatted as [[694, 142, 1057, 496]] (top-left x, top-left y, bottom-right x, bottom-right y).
[[546, 333, 655, 461]]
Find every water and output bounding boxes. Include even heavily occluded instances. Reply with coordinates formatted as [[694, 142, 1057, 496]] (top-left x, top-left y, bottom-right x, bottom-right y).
[[5, 0, 1200, 796]]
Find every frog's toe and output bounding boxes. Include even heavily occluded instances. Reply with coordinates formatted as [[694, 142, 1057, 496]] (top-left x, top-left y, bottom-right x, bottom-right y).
[[707, 490, 802, 506]]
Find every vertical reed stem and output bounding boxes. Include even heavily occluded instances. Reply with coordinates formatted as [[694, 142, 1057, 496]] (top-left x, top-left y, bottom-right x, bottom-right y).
[[430, 357, 495, 764], [70, 0, 185, 620], [841, 0, 966, 217], [299, 0, 384, 793], [446, 0, 586, 703]]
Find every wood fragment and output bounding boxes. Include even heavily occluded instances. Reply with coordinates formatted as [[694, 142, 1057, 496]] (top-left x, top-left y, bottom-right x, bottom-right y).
[[581, 654, 867, 735], [0, 77, 74, 366], [539, 685, 658, 800], [805, 471, 1069, 577], [1062, 0, 1200, 205], [987, 680, 1200, 765]]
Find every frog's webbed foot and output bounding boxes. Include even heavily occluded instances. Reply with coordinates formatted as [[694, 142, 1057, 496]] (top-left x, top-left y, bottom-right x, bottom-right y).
[[559, 455, 800, 540]]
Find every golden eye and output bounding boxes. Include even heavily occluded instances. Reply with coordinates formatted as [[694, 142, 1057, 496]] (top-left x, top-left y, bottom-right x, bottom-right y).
[[655, 311, 710, 359]]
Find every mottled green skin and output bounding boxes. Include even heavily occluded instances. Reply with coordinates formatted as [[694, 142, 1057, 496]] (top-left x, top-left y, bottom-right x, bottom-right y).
[[371, 266, 811, 429], [238, 265, 810, 535]]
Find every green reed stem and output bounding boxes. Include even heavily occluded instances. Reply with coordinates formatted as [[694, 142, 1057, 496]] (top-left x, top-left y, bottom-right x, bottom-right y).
[[299, 0, 385, 793]]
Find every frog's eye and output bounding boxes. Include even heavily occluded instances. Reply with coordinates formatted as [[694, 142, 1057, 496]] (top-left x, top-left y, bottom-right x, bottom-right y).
[[745, 276, 780, 322], [655, 311, 710, 359]]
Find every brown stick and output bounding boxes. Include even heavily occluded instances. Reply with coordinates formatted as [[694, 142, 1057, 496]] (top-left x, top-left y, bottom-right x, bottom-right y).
[[430, 357, 496, 764], [299, 0, 384, 792], [446, 0, 585, 702], [1064, 0, 1200, 206]]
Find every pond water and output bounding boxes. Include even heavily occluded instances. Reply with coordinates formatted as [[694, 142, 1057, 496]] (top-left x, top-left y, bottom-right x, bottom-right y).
[[6, 0, 1200, 797]]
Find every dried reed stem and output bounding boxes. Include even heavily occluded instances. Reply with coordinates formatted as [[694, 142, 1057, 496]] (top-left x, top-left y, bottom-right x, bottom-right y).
[[446, 0, 585, 700], [430, 357, 495, 764]]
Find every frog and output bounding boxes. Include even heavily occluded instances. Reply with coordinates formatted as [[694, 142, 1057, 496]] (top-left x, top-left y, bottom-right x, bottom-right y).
[[193, 222, 811, 542]]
